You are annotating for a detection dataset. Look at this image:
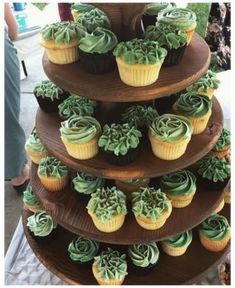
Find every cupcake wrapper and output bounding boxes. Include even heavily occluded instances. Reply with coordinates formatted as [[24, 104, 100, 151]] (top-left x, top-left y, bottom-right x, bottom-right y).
[[187, 111, 212, 135], [34, 92, 69, 113], [38, 174, 69, 192], [166, 191, 195, 208], [23, 203, 42, 213], [163, 44, 186, 67], [197, 175, 229, 191], [161, 242, 190, 256], [185, 26, 196, 45], [199, 232, 230, 252], [210, 146, 230, 159], [71, 10, 81, 21], [102, 147, 140, 166], [44, 45, 79, 64], [92, 263, 125, 285], [142, 14, 159, 30], [196, 88, 215, 99], [25, 145, 48, 164], [214, 199, 225, 214], [224, 192, 231, 204]]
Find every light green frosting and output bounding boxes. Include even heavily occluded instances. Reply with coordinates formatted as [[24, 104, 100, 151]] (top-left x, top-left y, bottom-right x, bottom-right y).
[[23, 186, 42, 209], [86, 186, 127, 221], [27, 210, 57, 237], [214, 128, 231, 151], [145, 3, 176, 16], [94, 248, 128, 281], [33, 80, 64, 101], [79, 27, 118, 54], [150, 113, 192, 142], [72, 172, 105, 195], [25, 128, 47, 153], [60, 115, 101, 144], [38, 156, 69, 179], [160, 169, 196, 196], [162, 230, 193, 248], [132, 187, 172, 220], [68, 236, 99, 262], [113, 38, 167, 65], [199, 214, 230, 241], [128, 242, 159, 267], [121, 178, 149, 186], [71, 3, 95, 13]]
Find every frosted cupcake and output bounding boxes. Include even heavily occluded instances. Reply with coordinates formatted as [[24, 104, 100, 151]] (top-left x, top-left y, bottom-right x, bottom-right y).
[[70, 3, 95, 21], [60, 115, 101, 160], [214, 198, 225, 214], [23, 186, 43, 213], [210, 128, 231, 159]]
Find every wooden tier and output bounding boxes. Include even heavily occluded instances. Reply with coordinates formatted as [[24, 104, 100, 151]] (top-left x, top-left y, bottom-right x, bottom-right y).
[[31, 163, 225, 245], [22, 206, 230, 285], [42, 33, 210, 102]]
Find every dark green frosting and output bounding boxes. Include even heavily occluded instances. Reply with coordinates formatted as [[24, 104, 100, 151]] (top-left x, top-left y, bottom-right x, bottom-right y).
[[25, 128, 46, 153], [23, 186, 42, 208], [72, 172, 104, 195], [162, 230, 193, 247], [145, 3, 176, 16], [71, 3, 95, 13], [214, 128, 231, 151], [121, 178, 149, 186], [38, 156, 69, 179], [33, 80, 64, 101]]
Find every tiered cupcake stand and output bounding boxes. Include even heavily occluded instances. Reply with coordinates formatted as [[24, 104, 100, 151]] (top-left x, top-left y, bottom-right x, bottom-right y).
[[22, 3, 230, 285]]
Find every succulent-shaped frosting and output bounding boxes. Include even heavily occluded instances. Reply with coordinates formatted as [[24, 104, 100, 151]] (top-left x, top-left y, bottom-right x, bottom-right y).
[[93, 248, 128, 281], [122, 105, 159, 129], [33, 80, 65, 101], [113, 38, 167, 65], [160, 169, 196, 196], [76, 8, 111, 33], [199, 214, 230, 241], [144, 23, 187, 50], [132, 187, 172, 220], [58, 95, 97, 119], [23, 186, 42, 209], [72, 172, 105, 195], [128, 242, 159, 267], [41, 21, 86, 44], [38, 156, 69, 179], [68, 236, 99, 262], [121, 178, 149, 186], [60, 115, 101, 144], [158, 8, 197, 30], [214, 128, 231, 151], [186, 70, 220, 93], [162, 230, 193, 247], [71, 3, 95, 13], [27, 210, 57, 237], [86, 186, 127, 221], [98, 123, 142, 156], [79, 27, 118, 54], [25, 128, 47, 153], [197, 155, 230, 182], [175, 92, 212, 117], [145, 2, 176, 15], [150, 113, 192, 142]]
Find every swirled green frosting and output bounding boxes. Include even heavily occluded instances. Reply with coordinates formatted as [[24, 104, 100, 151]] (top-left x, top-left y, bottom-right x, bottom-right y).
[[25, 128, 47, 153], [214, 128, 231, 151], [113, 38, 167, 65], [144, 23, 187, 50], [72, 172, 105, 195], [158, 8, 197, 30], [132, 187, 172, 220], [68, 236, 99, 262], [150, 113, 192, 142], [162, 230, 193, 247], [34, 80, 65, 101], [160, 169, 196, 196], [86, 186, 127, 221], [38, 156, 69, 179], [199, 214, 230, 241], [41, 21, 86, 44], [175, 92, 212, 117], [60, 115, 101, 144], [94, 248, 128, 281], [27, 210, 57, 237], [197, 155, 230, 182], [71, 3, 95, 13], [76, 8, 111, 33], [58, 95, 96, 119], [145, 3, 176, 16], [121, 178, 149, 186], [98, 123, 142, 156], [23, 186, 42, 208], [79, 27, 118, 54], [128, 242, 159, 267]]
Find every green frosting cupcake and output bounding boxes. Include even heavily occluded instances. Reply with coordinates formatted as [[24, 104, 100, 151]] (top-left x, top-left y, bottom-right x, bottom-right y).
[[27, 210, 57, 237], [113, 38, 167, 65], [68, 236, 99, 263], [34, 80, 65, 101], [23, 186, 42, 209], [38, 156, 69, 179], [98, 123, 142, 156], [25, 128, 47, 153], [128, 242, 159, 267], [214, 128, 231, 151], [121, 178, 149, 186], [145, 3, 176, 16], [86, 186, 127, 222], [71, 3, 95, 13], [72, 172, 105, 195], [162, 230, 193, 248]]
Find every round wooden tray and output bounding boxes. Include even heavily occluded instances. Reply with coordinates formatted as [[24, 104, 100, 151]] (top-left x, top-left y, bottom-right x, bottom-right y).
[[22, 205, 230, 285], [31, 162, 225, 245], [42, 33, 210, 102]]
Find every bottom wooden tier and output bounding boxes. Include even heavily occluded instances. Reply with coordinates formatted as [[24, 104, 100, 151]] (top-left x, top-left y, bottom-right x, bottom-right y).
[[22, 205, 230, 285]]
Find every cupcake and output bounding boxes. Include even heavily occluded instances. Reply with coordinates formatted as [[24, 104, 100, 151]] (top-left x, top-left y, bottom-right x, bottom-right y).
[[98, 123, 142, 166], [60, 115, 101, 160], [40, 21, 86, 64], [128, 242, 159, 274], [113, 39, 167, 87], [86, 186, 127, 233], [25, 128, 48, 164], [70, 3, 95, 21], [158, 8, 197, 45], [132, 187, 172, 230], [213, 198, 225, 214], [224, 180, 230, 204], [161, 229, 193, 256], [23, 186, 43, 213], [160, 170, 197, 208], [37, 156, 69, 192], [144, 23, 187, 66], [115, 178, 150, 198], [78, 27, 118, 74], [92, 248, 128, 285], [149, 114, 193, 160], [186, 70, 220, 99], [199, 214, 230, 252], [68, 236, 99, 266], [210, 128, 231, 159], [33, 80, 69, 113]]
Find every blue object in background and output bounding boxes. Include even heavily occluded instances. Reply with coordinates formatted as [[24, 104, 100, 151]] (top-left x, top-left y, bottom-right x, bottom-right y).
[[13, 3, 26, 11], [15, 13, 28, 33]]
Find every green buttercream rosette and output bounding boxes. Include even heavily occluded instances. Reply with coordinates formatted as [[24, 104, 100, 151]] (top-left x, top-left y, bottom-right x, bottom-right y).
[[34, 80, 65, 101], [72, 172, 105, 195], [25, 128, 47, 153], [162, 230, 193, 248], [23, 186, 42, 209], [145, 3, 176, 16], [214, 128, 231, 151], [38, 156, 69, 179]]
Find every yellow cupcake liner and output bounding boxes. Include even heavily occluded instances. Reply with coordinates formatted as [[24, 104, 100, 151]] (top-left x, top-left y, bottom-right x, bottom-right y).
[[209, 146, 230, 159], [161, 242, 190, 256], [224, 192, 231, 204], [23, 203, 42, 213], [196, 88, 215, 99], [38, 173, 69, 192], [187, 110, 212, 135], [185, 23, 197, 45], [71, 10, 81, 21], [92, 263, 125, 285], [199, 231, 230, 252], [165, 191, 196, 208], [116, 57, 163, 87], [25, 145, 48, 165], [214, 199, 225, 214]]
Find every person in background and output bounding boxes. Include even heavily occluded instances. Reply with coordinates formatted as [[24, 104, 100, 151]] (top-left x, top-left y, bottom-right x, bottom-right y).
[[58, 3, 73, 21]]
